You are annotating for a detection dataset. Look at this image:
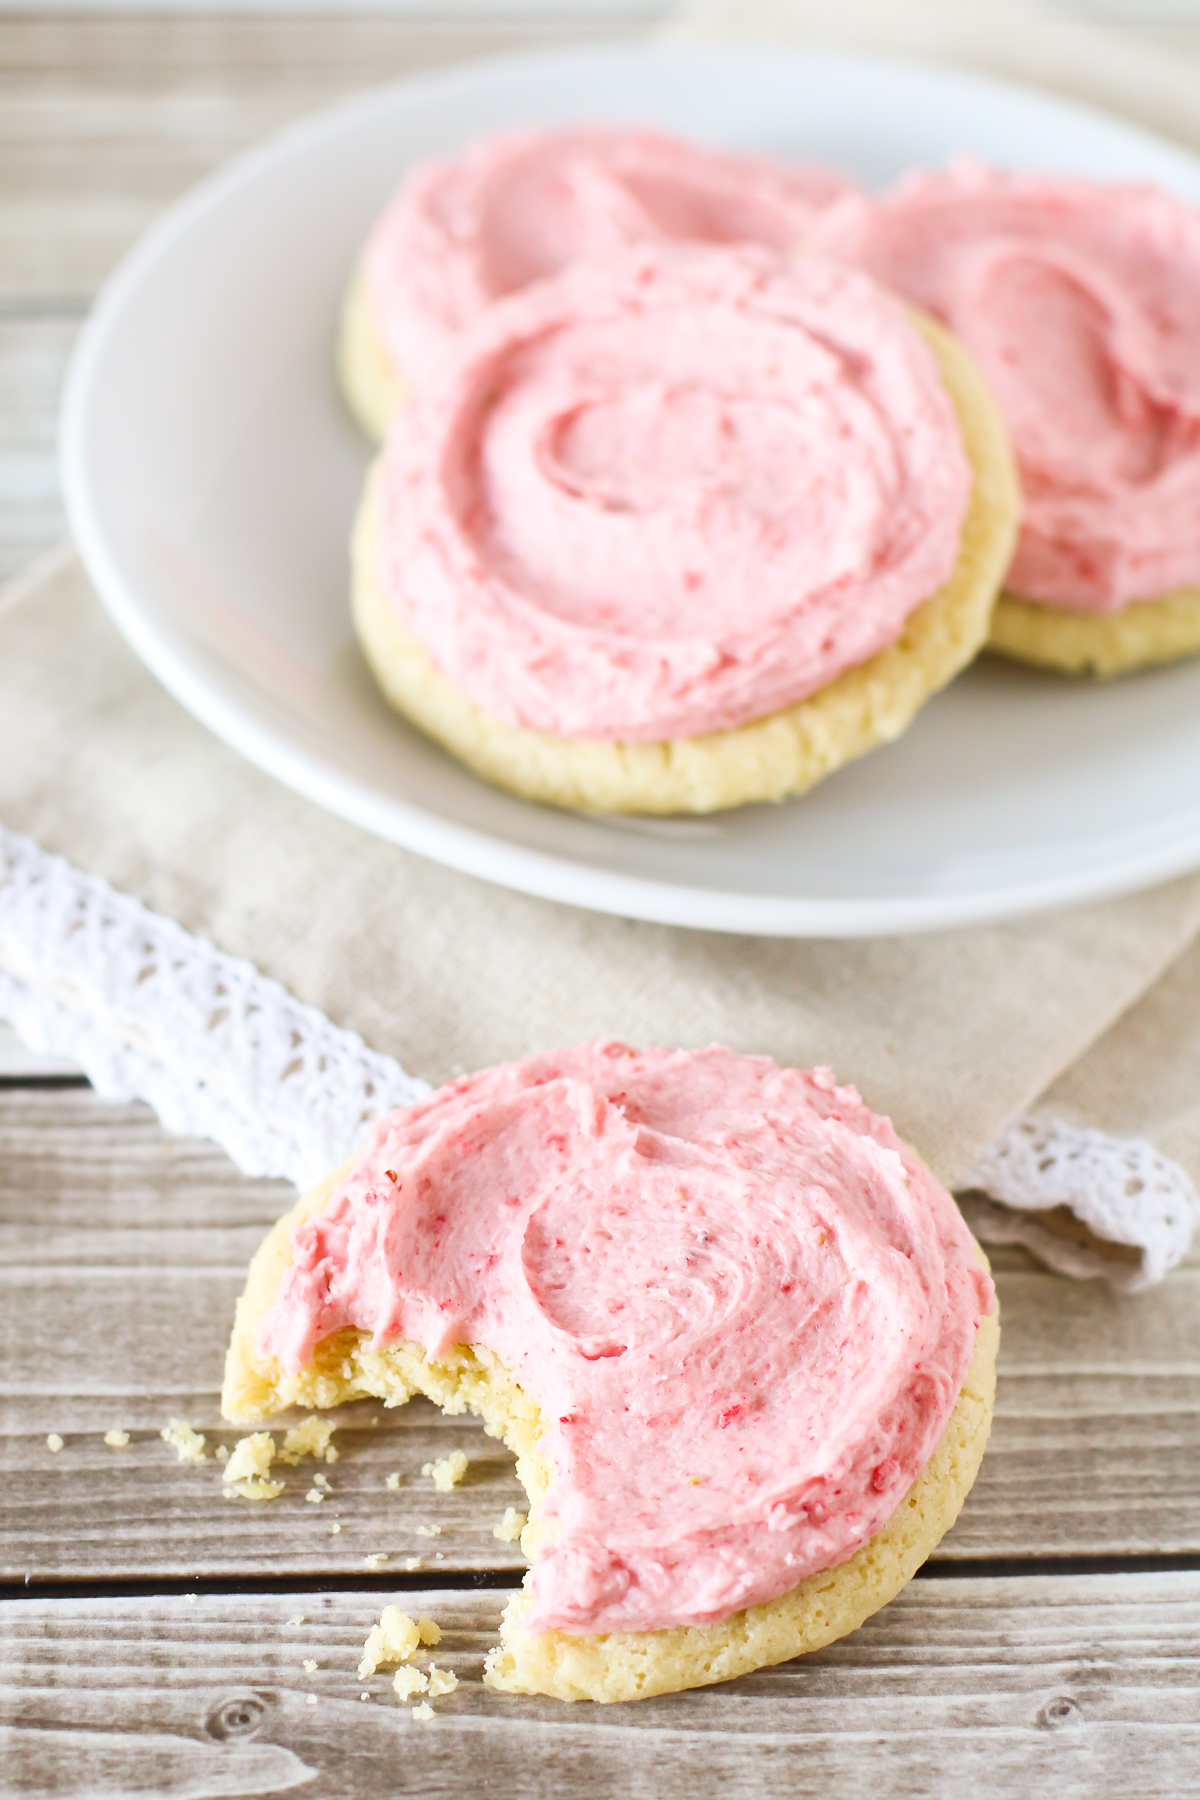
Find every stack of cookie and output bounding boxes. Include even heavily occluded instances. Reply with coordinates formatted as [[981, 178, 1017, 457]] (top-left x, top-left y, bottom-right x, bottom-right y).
[[336, 126, 1200, 814]]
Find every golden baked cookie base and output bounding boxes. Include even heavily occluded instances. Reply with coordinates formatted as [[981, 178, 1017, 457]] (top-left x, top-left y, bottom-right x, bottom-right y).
[[989, 585, 1200, 676], [222, 1165, 998, 1705], [338, 264, 404, 442], [348, 311, 1019, 814]]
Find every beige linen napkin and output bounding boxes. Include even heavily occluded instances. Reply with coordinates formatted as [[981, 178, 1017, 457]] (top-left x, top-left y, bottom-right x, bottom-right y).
[[1036, 942, 1200, 1183], [4, 553, 1200, 1197]]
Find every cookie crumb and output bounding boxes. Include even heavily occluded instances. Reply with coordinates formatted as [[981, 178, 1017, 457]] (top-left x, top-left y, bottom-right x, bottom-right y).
[[359, 1606, 420, 1677], [411, 1702, 434, 1723], [363, 1553, 388, 1568], [492, 1506, 526, 1543], [404, 1557, 424, 1573], [224, 1432, 274, 1480], [302, 1659, 318, 1673], [305, 1488, 324, 1504], [415, 1523, 442, 1538], [360, 1692, 371, 1702], [230, 1476, 284, 1501], [312, 1473, 331, 1491], [223, 1432, 283, 1501], [227, 1476, 282, 1504], [426, 1665, 457, 1698], [392, 1666, 428, 1701], [103, 1429, 129, 1449], [287, 1615, 306, 1627], [306, 1694, 318, 1706], [417, 1618, 441, 1647], [45, 1433, 64, 1453], [385, 1473, 402, 1490], [215, 1444, 229, 1463], [421, 1451, 468, 1491], [161, 1420, 206, 1463], [329, 1522, 342, 1535], [279, 1419, 338, 1466], [184, 1595, 197, 1605]]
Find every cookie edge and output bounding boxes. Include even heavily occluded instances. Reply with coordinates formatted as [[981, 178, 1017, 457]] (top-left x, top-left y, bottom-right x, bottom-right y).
[[338, 262, 404, 441], [220, 1156, 998, 1704], [990, 585, 1200, 676], [487, 1295, 996, 1702]]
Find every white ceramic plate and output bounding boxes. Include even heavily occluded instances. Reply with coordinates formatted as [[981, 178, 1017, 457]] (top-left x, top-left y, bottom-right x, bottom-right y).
[[60, 42, 1200, 936]]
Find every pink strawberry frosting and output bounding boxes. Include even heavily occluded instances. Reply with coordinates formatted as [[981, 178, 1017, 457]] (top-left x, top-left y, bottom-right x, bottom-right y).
[[363, 126, 852, 378], [375, 243, 972, 742], [814, 162, 1200, 610], [259, 1043, 994, 1636]]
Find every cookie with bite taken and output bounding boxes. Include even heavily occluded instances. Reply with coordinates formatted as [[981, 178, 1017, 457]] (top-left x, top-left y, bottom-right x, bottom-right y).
[[223, 1042, 998, 1703]]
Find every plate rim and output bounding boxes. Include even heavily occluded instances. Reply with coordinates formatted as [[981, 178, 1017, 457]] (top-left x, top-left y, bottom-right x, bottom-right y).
[[58, 35, 1200, 938]]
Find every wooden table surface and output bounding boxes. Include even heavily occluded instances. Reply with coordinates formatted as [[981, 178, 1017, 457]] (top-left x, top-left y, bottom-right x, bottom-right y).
[[3, 10, 1200, 1796]]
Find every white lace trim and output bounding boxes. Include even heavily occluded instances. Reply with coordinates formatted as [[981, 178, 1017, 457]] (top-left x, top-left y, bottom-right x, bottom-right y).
[[960, 1115, 1200, 1293], [0, 824, 430, 1188]]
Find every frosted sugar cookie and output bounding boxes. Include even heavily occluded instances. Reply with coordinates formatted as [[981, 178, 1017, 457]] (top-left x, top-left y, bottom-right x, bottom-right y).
[[352, 242, 1018, 814], [223, 1042, 998, 1704], [815, 164, 1200, 674], [338, 126, 852, 438]]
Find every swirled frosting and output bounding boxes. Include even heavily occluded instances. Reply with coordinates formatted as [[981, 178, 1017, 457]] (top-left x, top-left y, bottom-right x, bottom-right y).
[[814, 163, 1200, 611], [363, 126, 852, 377], [376, 243, 972, 741], [259, 1043, 994, 1636]]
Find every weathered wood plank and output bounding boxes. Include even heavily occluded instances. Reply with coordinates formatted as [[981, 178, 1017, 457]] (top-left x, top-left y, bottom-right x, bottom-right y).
[[0, 1090, 526, 1578], [2, 1575, 1199, 1797], [0, 312, 77, 583], [1, 7, 1197, 311], [0, 13, 653, 305], [0, 12, 655, 575], [944, 1257, 1200, 1559], [2, 1088, 1198, 1579]]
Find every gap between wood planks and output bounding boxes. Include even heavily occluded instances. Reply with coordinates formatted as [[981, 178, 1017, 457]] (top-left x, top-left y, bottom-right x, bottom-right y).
[[5, 1552, 1200, 1606], [0, 1075, 90, 1090]]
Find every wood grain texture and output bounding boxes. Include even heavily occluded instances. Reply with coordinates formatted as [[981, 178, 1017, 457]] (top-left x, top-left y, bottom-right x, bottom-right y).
[[0, 1089, 528, 1579], [2, 1088, 1198, 1581], [0, 13, 649, 305], [0, 314, 76, 583], [0, 11, 653, 578], [3, 1574, 1200, 1797]]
